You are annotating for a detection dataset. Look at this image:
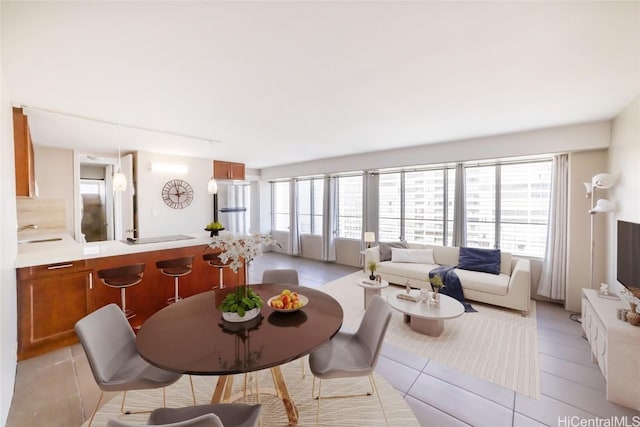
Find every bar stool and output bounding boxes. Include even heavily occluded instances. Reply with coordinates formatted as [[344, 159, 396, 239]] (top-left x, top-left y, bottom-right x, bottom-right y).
[[156, 256, 194, 304], [97, 263, 145, 320], [203, 253, 230, 290]]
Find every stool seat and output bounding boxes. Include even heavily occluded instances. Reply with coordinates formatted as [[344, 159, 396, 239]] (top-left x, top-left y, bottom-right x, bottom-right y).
[[97, 263, 145, 319], [156, 256, 194, 304]]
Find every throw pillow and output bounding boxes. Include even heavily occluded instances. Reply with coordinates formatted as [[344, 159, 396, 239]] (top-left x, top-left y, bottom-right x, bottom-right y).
[[391, 248, 436, 264], [379, 241, 408, 261], [458, 247, 501, 275]]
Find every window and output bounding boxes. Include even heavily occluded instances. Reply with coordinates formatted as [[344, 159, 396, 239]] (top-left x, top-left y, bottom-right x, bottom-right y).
[[298, 178, 324, 235], [465, 166, 496, 248], [464, 161, 551, 257], [499, 162, 551, 257], [336, 175, 362, 239], [379, 173, 401, 241], [271, 181, 290, 231], [378, 169, 455, 245]]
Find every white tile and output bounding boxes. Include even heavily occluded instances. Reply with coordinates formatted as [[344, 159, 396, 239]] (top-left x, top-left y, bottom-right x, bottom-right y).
[[376, 356, 421, 394], [540, 372, 640, 418], [423, 360, 515, 409], [380, 342, 429, 371], [404, 395, 471, 427], [537, 326, 590, 350], [408, 374, 513, 427], [538, 338, 600, 369], [513, 411, 548, 427], [515, 393, 595, 426], [539, 354, 606, 392]]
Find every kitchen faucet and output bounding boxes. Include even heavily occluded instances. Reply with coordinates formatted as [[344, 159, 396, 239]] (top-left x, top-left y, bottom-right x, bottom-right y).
[[17, 224, 38, 232]]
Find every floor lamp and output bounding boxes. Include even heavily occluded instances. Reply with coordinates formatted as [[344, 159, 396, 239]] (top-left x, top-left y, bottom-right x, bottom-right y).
[[585, 173, 615, 292]]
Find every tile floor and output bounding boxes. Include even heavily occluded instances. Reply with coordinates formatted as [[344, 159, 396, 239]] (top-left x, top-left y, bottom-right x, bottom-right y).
[[7, 252, 640, 426]]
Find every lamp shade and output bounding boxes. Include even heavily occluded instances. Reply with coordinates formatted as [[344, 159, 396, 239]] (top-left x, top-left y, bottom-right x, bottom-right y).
[[113, 168, 127, 192], [592, 173, 615, 189], [364, 232, 376, 243], [207, 177, 218, 194], [589, 199, 615, 214]]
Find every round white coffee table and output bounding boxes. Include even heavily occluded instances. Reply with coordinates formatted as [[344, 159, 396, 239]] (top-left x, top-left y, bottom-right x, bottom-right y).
[[387, 290, 464, 337], [356, 277, 389, 309]]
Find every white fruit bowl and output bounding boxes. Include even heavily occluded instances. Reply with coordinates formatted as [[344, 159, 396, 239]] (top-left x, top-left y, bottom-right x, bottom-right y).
[[267, 294, 309, 313]]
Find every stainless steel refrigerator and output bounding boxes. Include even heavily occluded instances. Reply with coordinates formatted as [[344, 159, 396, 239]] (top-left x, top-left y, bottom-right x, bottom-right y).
[[214, 182, 250, 235]]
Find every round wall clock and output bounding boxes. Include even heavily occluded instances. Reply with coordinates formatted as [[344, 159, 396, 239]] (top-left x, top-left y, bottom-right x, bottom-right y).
[[161, 179, 194, 209]]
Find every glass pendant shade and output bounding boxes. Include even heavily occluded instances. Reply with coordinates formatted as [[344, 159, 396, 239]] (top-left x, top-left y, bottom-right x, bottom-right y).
[[113, 168, 127, 192], [208, 177, 218, 194]]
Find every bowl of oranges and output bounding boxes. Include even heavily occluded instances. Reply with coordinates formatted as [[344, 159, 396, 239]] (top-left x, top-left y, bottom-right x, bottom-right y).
[[268, 289, 308, 313]]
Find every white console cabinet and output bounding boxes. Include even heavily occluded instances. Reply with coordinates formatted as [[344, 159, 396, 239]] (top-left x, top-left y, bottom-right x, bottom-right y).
[[581, 289, 640, 410]]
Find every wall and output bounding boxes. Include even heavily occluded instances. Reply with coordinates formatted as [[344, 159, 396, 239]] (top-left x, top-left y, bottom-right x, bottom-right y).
[[135, 151, 213, 238], [0, 52, 18, 425], [608, 96, 640, 294], [261, 121, 610, 180], [33, 146, 74, 234], [565, 149, 609, 312]]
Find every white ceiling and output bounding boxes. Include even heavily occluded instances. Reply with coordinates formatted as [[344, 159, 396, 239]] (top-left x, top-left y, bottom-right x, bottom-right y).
[[2, 1, 639, 169]]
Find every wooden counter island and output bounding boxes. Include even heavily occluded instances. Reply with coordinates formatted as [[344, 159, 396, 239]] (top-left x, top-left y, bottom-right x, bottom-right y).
[[15, 234, 246, 360]]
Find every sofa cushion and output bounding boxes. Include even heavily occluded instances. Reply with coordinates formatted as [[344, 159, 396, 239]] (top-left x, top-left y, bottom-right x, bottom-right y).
[[499, 252, 512, 276], [454, 268, 510, 296], [458, 247, 501, 275], [426, 245, 460, 267], [391, 248, 435, 264], [378, 261, 436, 281], [379, 242, 408, 261]]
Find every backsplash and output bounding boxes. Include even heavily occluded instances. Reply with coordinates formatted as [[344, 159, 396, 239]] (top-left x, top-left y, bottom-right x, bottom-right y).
[[16, 198, 67, 237]]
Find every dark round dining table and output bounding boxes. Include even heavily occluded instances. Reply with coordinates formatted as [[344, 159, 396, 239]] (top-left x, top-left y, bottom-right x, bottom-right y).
[[136, 283, 344, 425]]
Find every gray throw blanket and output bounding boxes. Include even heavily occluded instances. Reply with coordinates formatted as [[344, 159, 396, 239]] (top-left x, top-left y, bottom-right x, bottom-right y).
[[429, 265, 476, 313]]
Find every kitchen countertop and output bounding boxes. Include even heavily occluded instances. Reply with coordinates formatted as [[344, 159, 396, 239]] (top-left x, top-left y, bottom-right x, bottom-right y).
[[15, 232, 216, 268]]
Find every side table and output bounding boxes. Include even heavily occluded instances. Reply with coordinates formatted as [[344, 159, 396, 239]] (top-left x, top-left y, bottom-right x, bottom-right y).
[[356, 278, 389, 309]]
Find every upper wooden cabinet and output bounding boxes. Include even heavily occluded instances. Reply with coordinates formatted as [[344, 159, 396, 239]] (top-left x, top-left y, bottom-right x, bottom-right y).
[[213, 160, 245, 180], [13, 107, 36, 197]]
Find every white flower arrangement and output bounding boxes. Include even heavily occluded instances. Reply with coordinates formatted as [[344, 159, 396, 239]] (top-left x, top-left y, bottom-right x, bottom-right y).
[[208, 232, 280, 273]]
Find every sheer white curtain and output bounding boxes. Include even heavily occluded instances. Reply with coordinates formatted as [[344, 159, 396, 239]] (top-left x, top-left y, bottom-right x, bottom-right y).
[[538, 154, 568, 300], [288, 179, 301, 255], [321, 176, 337, 261], [452, 164, 466, 247]]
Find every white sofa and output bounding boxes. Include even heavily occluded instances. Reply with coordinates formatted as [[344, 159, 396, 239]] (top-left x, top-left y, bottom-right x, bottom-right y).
[[364, 244, 531, 313]]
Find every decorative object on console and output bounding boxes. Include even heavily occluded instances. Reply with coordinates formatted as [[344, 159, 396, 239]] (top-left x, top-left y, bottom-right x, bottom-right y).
[[585, 172, 616, 290], [621, 287, 640, 326]]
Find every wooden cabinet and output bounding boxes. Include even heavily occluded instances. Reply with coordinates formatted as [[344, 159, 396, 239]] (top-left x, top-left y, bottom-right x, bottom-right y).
[[13, 107, 36, 197], [16, 244, 246, 359], [17, 260, 93, 360], [582, 289, 640, 410], [213, 160, 245, 180]]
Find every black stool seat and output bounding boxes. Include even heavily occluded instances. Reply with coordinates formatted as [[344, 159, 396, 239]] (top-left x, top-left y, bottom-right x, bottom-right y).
[[156, 256, 194, 304], [97, 263, 145, 319]]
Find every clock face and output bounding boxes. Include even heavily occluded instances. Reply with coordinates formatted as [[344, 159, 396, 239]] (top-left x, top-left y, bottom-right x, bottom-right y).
[[161, 179, 194, 209]]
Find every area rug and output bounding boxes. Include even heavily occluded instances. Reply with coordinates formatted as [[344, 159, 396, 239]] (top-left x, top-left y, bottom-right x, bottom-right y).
[[322, 272, 540, 399], [82, 360, 420, 426]]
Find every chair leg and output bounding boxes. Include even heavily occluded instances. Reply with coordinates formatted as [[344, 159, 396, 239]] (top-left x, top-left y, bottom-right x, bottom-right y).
[[315, 378, 322, 427], [189, 375, 197, 405], [120, 390, 128, 413], [370, 374, 389, 427], [86, 391, 104, 427]]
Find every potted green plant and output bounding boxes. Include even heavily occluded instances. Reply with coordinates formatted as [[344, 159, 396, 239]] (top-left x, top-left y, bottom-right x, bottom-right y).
[[219, 286, 263, 322], [368, 261, 378, 280], [429, 274, 445, 293]]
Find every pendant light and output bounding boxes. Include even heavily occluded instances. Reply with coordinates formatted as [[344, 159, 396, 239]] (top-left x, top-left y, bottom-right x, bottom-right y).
[[113, 125, 127, 192], [207, 140, 218, 194]]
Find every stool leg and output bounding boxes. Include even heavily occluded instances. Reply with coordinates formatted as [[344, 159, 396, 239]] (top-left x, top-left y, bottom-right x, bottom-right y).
[[219, 267, 224, 290], [121, 288, 134, 319], [174, 276, 180, 301]]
